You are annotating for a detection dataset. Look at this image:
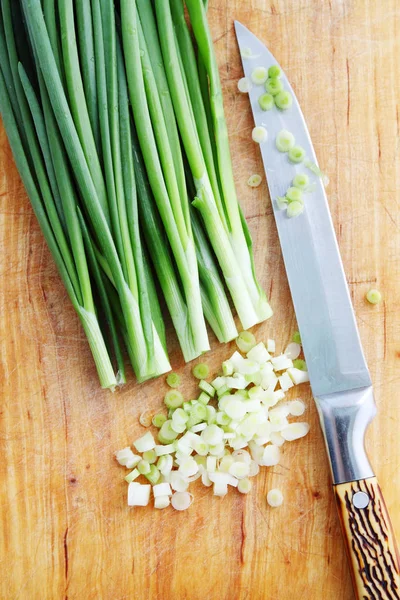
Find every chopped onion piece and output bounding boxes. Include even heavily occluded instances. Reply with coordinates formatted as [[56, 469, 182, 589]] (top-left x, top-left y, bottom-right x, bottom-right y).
[[287, 201, 304, 218], [222, 360, 234, 376], [212, 376, 226, 390], [178, 457, 199, 477], [213, 481, 228, 497], [281, 422, 310, 441], [225, 398, 247, 420], [260, 445, 280, 467], [206, 456, 217, 473], [155, 443, 175, 456], [225, 374, 247, 390], [247, 174, 262, 188], [219, 455, 235, 473], [170, 472, 189, 492], [251, 66, 268, 85], [366, 289, 382, 305], [238, 76, 252, 93], [209, 472, 238, 487], [287, 368, 310, 385], [133, 432, 156, 453], [153, 482, 172, 498], [232, 449, 252, 464], [158, 455, 173, 476], [248, 461, 260, 477], [247, 342, 271, 364], [116, 447, 139, 468], [229, 461, 250, 479], [128, 483, 151, 507], [270, 432, 285, 447], [278, 372, 294, 392], [289, 400, 306, 416], [139, 410, 153, 428], [190, 422, 207, 433], [252, 126, 268, 144], [284, 342, 301, 360], [267, 339, 276, 353], [125, 469, 140, 484], [201, 424, 224, 446], [154, 495, 170, 509], [236, 331, 257, 353], [267, 488, 284, 507], [171, 491, 193, 511], [271, 355, 293, 371], [238, 478, 252, 494]]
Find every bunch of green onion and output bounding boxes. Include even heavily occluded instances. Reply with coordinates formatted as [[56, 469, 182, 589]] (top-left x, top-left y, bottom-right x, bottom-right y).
[[0, 0, 272, 389]]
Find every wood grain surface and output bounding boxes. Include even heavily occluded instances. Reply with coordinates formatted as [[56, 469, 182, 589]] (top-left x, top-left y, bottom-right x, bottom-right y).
[[1, 1, 400, 599]]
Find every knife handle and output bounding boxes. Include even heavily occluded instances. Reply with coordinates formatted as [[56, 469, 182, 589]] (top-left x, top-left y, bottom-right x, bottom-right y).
[[334, 476, 400, 599]]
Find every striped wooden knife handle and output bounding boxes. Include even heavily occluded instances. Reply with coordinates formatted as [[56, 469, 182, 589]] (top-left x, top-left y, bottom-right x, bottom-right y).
[[334, 477, 400, 599]]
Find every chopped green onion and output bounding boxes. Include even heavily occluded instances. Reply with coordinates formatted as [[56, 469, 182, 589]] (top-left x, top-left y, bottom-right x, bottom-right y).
[[240, 47, 253, 59], [199, 379, 215, 397], [237, 76, 252, 93], [292, 174, 309, 190], [133, 432, 156, 453], [247, 174, 262, 188], [236, 331, 257, 353], [124, 469, 140, 484], [216, 384, 230, 398], [276, 196, 289, 211], [286, 187, 304, 203], [268, 65, 282, 79], [144, 464, 161, 485], [197, 392, 211, 405], [251, 66, 268, 85], [292, 331, 302, 344], [137, 460, 151, 475], [274, 90, 293, 110], [190, 402, 207, 422], [267, 488, 284, 507], [258, 92, 274, 111], [139, 410, 153, 428], [142, 450, 157, 464], [275, 130, 295, 153], [286, 201, 304, 218], [152, 413, 167, 428], [288, 146, 306, 164], [192, 363, 210, 380], [158, 419, 180, 444], [166, 372, 181, 388], [265, 77, 283, 96], [366, 289, 382, 305], [222, 360, 234, 376], [238, 478, 252, 494], [252, 126, 268, 144], [293, 358, 307, 371], [164, 390, 184, 409]]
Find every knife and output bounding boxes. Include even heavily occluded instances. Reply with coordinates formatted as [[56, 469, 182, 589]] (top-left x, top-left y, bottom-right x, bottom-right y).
[[235, 21, 400, 600]]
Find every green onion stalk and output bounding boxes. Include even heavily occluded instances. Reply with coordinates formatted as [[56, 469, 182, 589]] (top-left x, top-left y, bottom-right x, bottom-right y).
[[19, 0, 171, 382], [182, 0, 273, 326], [0, 65, 117, 390], [121, 0, 210, 359], [154, 0, 271, 330]]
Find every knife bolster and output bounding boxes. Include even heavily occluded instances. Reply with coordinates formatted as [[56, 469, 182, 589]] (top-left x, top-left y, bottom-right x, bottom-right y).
[[315, 386, 376, 484]]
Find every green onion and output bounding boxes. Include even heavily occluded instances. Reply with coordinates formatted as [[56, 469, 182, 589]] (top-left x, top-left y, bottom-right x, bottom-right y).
[[164, 390, 185, 409], [199, 380, 215, 397], [293, 359, 307, 371], [252, 126, 268, 144], [152, 413, 167, 428], [292, 174, 309, 190], [258, 93, 274, 111], [287, 201, 304, 218], [286, 187, 304, 203], [276, 129, 295, 152], [366, 289, 382, 305], [236, 331, 257, 353], [265, 77, 283, 96], [158, 420, 180, 444], [274, 90, 293, 110], [138, 460, 151, 475], [276, 196, 289, 211], [247, 174, 263, 188], [166, 373, 182, 388], [292, 331, 302, 344], [197, 392, 211, 405], [268, 65, 282, 79], [251, 66, 268, 85], [192, 363, 210, 380], [144, 465, 161, 485], [143, 450, 157, 464], [288, 146, 306, 164]]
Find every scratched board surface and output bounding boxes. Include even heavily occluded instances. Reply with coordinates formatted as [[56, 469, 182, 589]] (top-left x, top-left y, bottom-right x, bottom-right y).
[[1, 1, 400, 599]]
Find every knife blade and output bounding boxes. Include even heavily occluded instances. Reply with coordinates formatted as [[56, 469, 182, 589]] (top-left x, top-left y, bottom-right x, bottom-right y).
[[235, 20, 370, 399], [235, 21, 400, 599]]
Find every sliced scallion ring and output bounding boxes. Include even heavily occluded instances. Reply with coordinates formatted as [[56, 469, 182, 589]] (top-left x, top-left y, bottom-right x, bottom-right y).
[[192, 363, 210, 380], [275, 130, 295, 152], [274, 90, 293, 110], [265, 77, 283, 96], [236, 330, 257, 353], [288, 146, 306, 164], [251, 66, 268, 85], [237, 77, 252, 93], [285, 187, 304, 203], [287, 201, 304, 218], [258, 92, 274, 111], [252, 126, 268, 144], [292, 173, 309, 190], [268, 65, 282, 79], [247, 174, 262, 188]]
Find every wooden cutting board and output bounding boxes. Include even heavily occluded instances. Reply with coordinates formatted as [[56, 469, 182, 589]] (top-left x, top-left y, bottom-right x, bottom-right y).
[[1, 1, 399, 598]]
